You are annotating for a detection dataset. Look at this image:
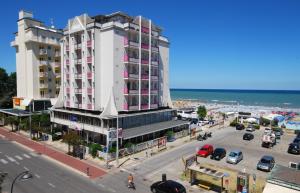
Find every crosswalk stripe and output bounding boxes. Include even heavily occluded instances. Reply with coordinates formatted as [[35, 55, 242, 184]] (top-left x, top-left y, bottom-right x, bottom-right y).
[[6, 156, 16, 162], [29, 152, 38, 157], [0, 159, 8, 164], [15, 155, 23, 160], [23, 154, 31, 159]]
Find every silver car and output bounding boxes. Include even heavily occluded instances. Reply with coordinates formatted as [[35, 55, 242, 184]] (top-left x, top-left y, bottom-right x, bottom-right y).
[[227, 150, 243, 164]]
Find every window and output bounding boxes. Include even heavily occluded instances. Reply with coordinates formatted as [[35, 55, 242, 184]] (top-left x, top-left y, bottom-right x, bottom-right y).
[[48, 57, 51, 61], [49, 89, 52, 93], [48, 67, 51, 71], [48, 78, 52, 82], [48, 46, 51, 50]]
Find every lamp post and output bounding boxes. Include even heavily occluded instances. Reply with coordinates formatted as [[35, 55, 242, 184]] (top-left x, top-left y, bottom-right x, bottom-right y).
[[11, 171, 33, 193]]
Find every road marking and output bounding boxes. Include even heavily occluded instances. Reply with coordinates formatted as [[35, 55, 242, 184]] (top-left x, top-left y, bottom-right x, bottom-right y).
[[30, 152, 38, 157], [0, 159, 8, 164], [35, 174, 41, 179], [120, 168, 135, 175], [15, 155, 23, 160], [24, 166, 29, 171], [98, 183, 105, 188], [48, 183, 56, 188], [15, 161, 20, 165], [23, 154, 31, 159], [108, 188, 116, 192], [6, 155, 16, 162]]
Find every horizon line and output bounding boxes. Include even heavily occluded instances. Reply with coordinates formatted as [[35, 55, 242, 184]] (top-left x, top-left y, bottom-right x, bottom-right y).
[[170, 88, 300, 92]]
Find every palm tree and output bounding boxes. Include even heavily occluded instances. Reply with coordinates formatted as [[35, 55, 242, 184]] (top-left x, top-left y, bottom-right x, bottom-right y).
[[5, 116, 19, 132], [62, 131, 82, 155]]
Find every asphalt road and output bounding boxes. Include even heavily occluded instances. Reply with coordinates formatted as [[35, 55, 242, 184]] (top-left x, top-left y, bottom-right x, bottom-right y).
[[0, 137, 109, 193]]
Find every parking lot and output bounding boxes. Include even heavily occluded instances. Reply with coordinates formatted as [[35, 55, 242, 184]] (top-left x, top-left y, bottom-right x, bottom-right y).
[[196, 127, 300, 178]]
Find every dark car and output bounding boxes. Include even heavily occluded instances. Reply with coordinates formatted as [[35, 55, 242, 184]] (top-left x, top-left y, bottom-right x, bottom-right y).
[[275, 131, 281, 139], [288, 143, 300, 155], [236, 124, 245, 130], [151, 180, 186, 193], [211, 148, 226, 160], [243, 133, 254, 140], [293, 137, 300, 144], [257, 155, 275, 172]]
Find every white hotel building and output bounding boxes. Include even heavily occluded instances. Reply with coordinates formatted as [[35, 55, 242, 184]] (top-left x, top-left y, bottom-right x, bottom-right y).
[[51, 12, 188, 147], [10, 10, 63, 111]]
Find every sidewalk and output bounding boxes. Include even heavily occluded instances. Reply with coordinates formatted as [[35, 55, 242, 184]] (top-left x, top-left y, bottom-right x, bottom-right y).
[[0, 127, 106, 179]]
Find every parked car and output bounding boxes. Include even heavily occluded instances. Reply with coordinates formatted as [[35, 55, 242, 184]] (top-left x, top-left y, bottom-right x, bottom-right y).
[[293, 137, 300, 144], [236, 124, 245, 130], [257, 155, 275, 172], [150, 180, 186, 193], [210, 148, 226, 160], [167, 136, 176, 142], [197, 144, 214, 157], [246, 125, 255, 132], [288, 143, 300, 155], [52, 132, 62, 141], [243, 133, 254, 140], [275, 131, 281, 140], [226, 150, 243, 164], [264, 128, 272, 134]]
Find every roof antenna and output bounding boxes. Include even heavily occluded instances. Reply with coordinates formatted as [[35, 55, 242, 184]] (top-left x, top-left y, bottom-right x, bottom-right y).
[[50, 18, 55, 29]]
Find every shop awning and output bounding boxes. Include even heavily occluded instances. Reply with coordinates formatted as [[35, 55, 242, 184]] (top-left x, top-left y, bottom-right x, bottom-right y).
[[122, 120, 189, 140]]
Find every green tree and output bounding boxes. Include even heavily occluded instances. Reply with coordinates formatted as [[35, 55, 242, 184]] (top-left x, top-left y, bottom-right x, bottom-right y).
[[5, 116, 19, 132], [19, 117, 29, 131], [89, 143, 103, 158], [62, 131, 82, 154], [197, 106, 207, 119], [0, 68, 16, 108]]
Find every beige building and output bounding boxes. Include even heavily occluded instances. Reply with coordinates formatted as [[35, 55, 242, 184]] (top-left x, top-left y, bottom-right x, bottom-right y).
[[11, 10, 63, 110]]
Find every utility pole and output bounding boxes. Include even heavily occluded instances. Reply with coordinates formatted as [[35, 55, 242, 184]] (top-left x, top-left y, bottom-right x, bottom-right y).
[[29, 104, 32, 139], [116, 116, 119, 167]]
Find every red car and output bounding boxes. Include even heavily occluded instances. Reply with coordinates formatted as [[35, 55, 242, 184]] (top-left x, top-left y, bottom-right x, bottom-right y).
[[197, 144, 214, 157]]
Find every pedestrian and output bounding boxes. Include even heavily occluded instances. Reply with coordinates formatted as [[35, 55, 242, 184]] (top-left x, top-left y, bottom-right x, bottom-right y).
[[145, 150, 148, 158]]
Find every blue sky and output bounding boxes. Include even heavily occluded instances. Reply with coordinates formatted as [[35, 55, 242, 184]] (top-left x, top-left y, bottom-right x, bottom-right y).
[[1, 0, 300, 90]]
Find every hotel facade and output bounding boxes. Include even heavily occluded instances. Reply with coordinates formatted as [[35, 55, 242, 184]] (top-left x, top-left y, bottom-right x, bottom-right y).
[[51, 12, 188, 148], [11, 10, 63, 111]]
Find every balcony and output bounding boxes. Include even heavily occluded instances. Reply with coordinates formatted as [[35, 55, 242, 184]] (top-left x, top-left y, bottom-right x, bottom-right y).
[[66, 59, 69, 65], [39, 61, 48, 67], [150, 104, 158, 109], [141, 59, 149, 65], [74, 43, 82, 49], [141, 27, 149, 34], [66, 87, 70, 93], [123, 104, 139, 111], [151, 60, 159, 66], [124, 71, 139, 79], [141, 104, 149, 110], [74, 103, 83, 108], [74, 73, 82, 79], [87, 103, 93, 110], [40, 84, 48, 89], [74, 88, 82, 94], [54, 63, 60, 68], [151, 75, 158, 81], [39, 72, 47, 77], [54, 51, 60, 57], [141, 43, 149, 50], [39, 49, 47, 55], [141, 89, 148, 94], [66, 73, 70, 79], [87, 56, 92, 63], [124, 88, 138, 94], [87, 72, 93, 79], [152, 46, 159, 52], [75, 58, 82, 64], [66, 45, 69, 51], [141, 74, 149, 80], [66, 101, 70, 107], [124, 37, 139, 47], [87, 40, 92, 48], [87, 87, 93, 95], [151, 89, 158, 94], [151, 30, 159, 37], [55, 73, 61, 79], [124, 55, 139, 63]]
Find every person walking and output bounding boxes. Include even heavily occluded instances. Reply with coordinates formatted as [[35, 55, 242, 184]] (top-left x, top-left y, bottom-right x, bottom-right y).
[[127, 173, 134, 188]]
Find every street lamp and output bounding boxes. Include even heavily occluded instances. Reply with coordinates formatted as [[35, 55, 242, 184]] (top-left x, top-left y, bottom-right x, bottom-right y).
[[11, 171, 33, 193]]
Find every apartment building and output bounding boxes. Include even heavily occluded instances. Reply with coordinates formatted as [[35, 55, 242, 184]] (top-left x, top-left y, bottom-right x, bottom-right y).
[[51, 12, 188, 150], [11, 10, 63, 111]]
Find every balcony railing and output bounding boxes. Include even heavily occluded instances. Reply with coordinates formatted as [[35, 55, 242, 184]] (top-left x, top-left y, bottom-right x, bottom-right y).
[[74, 43, 82, 49], [152, 46, 159, 52], [141, 43, 149, 49], [151, 75, 158, 80], [141, 74, 149, 79], [75, 59, 82, 64], [87, 72, 92, 79], [124, 55, 139, 63], [151, 89, 158, 94], [55, 51, 60, 57], [141, 59, 149, 65], [74, 73, 82, 79], [39, 72, 47, 77], [150, 104, 158, 109], [66, 73, 70, 79], [66, 101, 70, 107], [87, 103, 92, 110], [87, 56, 92, 63], [66, 59, 69, 65], [39, 49, 47, 55], [74, 88, 82, 94], [55, 73, 61, 78], [141, 89, 148, 94], [40, 84, 48, 89], [124, 37, 139, 47], [87, 88, 93, 95], [151, 60, 159, 66], [66, 45, 69, 51], [123, 104, 139, 111], [54, 63, 60, 68], [39, 61, 48, 67], [124, 71, 139, 79], [124, 88, 139, 94], [141, 104, 149, 109], [87, 40, 92, 47], [141, 27, 149, 34], [66, 88, 70, 93]]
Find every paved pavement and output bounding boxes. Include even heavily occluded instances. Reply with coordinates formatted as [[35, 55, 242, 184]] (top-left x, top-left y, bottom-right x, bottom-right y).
[[0, 136, 110, 193], [0, 127, 106, 179]]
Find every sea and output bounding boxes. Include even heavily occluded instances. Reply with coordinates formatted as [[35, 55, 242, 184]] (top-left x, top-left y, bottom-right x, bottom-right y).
[[170, 89, 300, 109]]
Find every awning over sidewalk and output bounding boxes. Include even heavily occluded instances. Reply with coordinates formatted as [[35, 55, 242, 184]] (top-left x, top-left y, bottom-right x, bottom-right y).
[[122, 120, 189, 140], [0, 108, 32, 117]]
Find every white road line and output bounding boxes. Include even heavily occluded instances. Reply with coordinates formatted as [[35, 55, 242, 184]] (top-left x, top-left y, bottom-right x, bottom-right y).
[[15, 155, 23, 160], [30, 152, 38, 157], [98, 183, 105, 188], [23, 166, 29, 171], [23, 154, 31, 159], [0, 159, 8, 164], [35, 174, 41, 179], [108, 188, 116, 192], [6, 155, 16, 162], [120, 168, 135, 175], [48, 183, 56, 188], [15, 161, 20, 165]]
